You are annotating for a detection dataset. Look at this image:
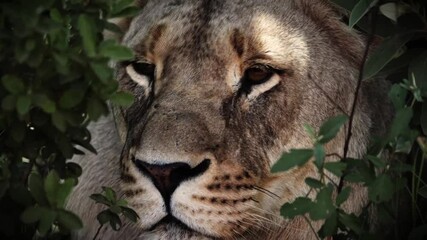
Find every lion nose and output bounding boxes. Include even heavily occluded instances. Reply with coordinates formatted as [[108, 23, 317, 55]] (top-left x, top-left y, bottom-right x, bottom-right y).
[[133, 158, 211, 201]]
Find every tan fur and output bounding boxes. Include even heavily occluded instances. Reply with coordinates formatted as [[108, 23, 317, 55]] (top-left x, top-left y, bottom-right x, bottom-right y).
[[68, 1, 392, 239]]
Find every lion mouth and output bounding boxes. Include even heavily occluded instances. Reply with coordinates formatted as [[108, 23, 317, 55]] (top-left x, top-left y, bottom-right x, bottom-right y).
[[148, 214, 212, 238], [149, 214, 187, 231]]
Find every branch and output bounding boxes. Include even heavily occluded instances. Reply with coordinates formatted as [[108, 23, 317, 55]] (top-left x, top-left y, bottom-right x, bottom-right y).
[[338, 5, 381, 193]]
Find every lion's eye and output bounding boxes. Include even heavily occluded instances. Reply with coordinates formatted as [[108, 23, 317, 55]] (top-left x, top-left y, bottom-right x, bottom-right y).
[[244, 65, 273, 84], [125, 61, 156, 87], [132, 62, 155, 77], [240, 64, 283, 100]]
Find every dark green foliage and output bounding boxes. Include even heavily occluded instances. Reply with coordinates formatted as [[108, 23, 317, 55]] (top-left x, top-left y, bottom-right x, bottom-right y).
[[0, 0, 137, 238], [91, 187, 139, 234], [273, 0, 427, 239]]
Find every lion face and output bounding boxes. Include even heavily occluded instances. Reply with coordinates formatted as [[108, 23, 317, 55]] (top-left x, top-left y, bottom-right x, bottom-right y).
[[114, 0, 369, 239]]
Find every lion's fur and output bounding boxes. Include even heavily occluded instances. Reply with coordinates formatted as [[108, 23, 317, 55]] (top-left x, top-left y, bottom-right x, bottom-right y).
[[68, 0, 392, 239]]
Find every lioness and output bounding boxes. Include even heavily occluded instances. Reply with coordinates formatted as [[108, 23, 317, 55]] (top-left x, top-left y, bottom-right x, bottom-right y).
[[68, 0, 392, 239]]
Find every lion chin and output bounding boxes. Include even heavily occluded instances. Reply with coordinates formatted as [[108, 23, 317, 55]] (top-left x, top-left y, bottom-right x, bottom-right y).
[[67, 0, 392, 239]]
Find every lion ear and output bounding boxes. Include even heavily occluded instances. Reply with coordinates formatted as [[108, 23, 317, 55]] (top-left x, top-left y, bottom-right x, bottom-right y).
[[104, 0, 149, 40], [295, 0, 365, 65]]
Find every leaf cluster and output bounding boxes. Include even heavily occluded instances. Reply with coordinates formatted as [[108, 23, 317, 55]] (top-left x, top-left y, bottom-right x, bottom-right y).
[[0, 0, 138, 238], [90, 187, 139, 232], [273, 1, 427, 239]]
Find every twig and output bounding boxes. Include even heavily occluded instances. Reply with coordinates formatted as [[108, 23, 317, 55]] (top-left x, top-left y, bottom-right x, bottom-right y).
[[92, 224, 104, 240], [303, 215, 321, 240], [338, 5, 381, 193]]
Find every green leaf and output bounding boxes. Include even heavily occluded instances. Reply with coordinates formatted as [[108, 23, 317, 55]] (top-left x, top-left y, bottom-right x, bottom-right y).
[[99, 40, 134, 61], [109, 91, 135, 107], [379, 2, 410, 22], [56, 178, 75, 207], [28, 173, 48, 206], [318, 211, 338, 238], [102, 187, 117, 202], [16, 95, 31, 115], [349, 0, 379, 28], [388, 107, 413, 140], [21, 206, 42, 223], [78, 14, 97, 57], [318, 115, 348, 144], [368, 174, 394, 203], [2, 94, 17, 111], [305, 178, 324, 189], [314, 144, 325, 169], [59, 89, 86, 109], [366, 155, 386, 168], [105, 22, 123, 34], [90, 62, 113, 82], [110, 205, 122, 214], [303, 124, 316, 139], [110, 6, 140, 18], [309, 185, 335, 220], [1, 75, 25, 94], [38, 207, 56, 236], [121, 207, 139, 222], [50, 8, 62, 23], [97, 209, 113, 225], [336, 186, 351, 206], [52, 111, 67, 132], [110, 0, 135, 15], [33, 94, 56, 113], [324, 162, 347, 177], [57, 209, 83, 230], [109, 212, 122, 231], [66, 162, 83, 178], [271, 149, 313, 173], [345, 159, 375, 184], [388, 84, 408, 110], [87, 96, 108, 120], [364, 32, 414, 80], [338, 212, 362, 234], [116, 199, 128, 207], [44, 170, 60, 206], [280, 197, 313, 219], [90, 193, 112, 206]]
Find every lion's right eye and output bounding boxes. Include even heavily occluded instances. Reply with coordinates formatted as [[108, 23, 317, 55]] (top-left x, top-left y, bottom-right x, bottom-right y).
[[125, 61, 156, 88]]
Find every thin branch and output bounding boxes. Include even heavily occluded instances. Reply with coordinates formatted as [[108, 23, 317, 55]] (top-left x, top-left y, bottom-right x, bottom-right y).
[[303, 215, 321, 240], [338, 5, 381, 193], [92, 224, 104, 240]]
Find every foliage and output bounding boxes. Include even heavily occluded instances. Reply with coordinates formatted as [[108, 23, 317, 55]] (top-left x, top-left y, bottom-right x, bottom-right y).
[[90, 187, 139, 240], [0, 0, 136, 239], [272, 0, 427, 239]]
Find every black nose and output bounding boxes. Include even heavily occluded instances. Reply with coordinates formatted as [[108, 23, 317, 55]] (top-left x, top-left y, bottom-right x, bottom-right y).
[[133, 158, 211, 202]]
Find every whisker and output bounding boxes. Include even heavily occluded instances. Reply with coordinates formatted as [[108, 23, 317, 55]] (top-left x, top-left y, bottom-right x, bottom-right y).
[[251, 186, 280, 199], [235, 219, 256, 239], [241, 202, 278, 218], [243, 212, 281, 229], [249, 197, 260, 204]]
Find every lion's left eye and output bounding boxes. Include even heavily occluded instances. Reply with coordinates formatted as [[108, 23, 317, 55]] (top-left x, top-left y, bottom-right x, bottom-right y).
[[240, 64, 283, 100], [125, 61, 156, 88], [244, 65, 274, 84]]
